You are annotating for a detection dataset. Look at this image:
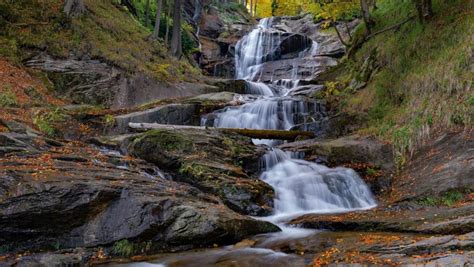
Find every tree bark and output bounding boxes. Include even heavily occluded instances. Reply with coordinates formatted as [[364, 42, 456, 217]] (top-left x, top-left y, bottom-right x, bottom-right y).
[[165, 0, 171, 45], [369, 0, 377, 9], [120, 0, 138, 17], [413, 0, 433, 22], [145, 0, 150, 27], [150, 0, 163, 40], [333, 21, 350, 47], [64, 0, 85, 17], [360, 0, 374, 35], [249, 0, 253, 16], [171, 0, 182, 58], [253, 0, 258, 16]]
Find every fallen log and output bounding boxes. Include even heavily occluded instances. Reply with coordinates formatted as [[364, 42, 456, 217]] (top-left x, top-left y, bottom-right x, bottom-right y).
[[128, 123, 315, 140]]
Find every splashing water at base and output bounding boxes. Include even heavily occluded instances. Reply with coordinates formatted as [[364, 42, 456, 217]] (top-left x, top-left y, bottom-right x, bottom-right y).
[[260, 148, 377, 222]]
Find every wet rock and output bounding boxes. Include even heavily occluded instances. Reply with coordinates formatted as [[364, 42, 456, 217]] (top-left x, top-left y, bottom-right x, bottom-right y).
[[0, 119, 40, 136], [279, 135, 393, 170], [0, 142, 279, 255], [279, 33, 313, 58], [255, 56, 338, 82], [285, 84, 325, 97], [0, 132, 41, 155], [204, 78, 248, 94], [289, 205, 474, 235], [271, 15, 355, 57], [199, 7, 225, 39], [128, 128, 275, 216], [197, 4, 253, 78], [112, 104, 199, 134]]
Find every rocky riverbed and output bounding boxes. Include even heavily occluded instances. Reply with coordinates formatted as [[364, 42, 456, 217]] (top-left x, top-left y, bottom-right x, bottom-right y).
[[0, 3, 472, 266]]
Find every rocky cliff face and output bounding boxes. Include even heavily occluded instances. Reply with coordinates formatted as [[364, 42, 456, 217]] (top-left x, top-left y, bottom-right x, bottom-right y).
[[0, 128, 279, 256], [195, 11, 353, 82], [185, 1, 254, 78]]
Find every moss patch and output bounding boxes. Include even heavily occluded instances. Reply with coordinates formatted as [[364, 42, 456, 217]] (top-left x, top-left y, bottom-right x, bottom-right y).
[[0, 0, 201, 83], [331, 0, 472, 168]]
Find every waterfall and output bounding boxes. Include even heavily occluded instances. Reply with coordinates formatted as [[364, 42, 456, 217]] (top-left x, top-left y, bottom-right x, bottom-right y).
[[202, 17, 376, 221], [261, 149, 376, 219]]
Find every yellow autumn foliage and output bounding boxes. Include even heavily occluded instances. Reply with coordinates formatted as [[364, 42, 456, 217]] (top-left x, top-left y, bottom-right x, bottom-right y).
[[250, 0, 359, 21]]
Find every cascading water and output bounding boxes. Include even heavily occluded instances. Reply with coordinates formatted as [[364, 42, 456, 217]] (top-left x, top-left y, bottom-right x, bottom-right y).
[[203, 17, 376, 222], [261, 148, 376, 221]]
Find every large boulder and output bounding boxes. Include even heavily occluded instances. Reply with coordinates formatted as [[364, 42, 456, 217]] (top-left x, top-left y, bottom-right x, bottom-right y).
[[279, 135, 394, 195], [279, 135, 394, 170], [0, 135, 279, 255], [393, 131, 474, 201], [128, 128, 275, 216]]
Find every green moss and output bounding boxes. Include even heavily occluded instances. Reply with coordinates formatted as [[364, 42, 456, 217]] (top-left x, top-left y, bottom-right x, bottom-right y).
[[140, 130, 193, 151], [417, 190, 468, 207], [104, 114, 116, 128], [179, 163, 213, 179], [0, 0, 201, 82], [366, 167, 377, 176], [0, 85, 18, 107], [337, 0, 472, 168]]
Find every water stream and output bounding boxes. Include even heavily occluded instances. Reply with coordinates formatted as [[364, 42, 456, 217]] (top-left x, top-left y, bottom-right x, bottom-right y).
[[208, 18, 376, 223], [115, 17, 376, 267]]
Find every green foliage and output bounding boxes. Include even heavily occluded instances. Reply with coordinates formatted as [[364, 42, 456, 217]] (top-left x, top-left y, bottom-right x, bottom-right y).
[[112, 240, 135, 257], [418, 190, 466, 207], [0, 85, 18, 107], [179, 163, 210, 178], [0, 0, 200, 83], [366, 167, 377, 176], [33, 108, 67, 136], [252, 0, 359, 20], [340, 0, 472, 168], [104, 115, 116, 128]]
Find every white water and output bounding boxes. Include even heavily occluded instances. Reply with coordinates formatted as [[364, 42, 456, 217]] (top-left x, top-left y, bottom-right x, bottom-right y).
[[205, 17, 377, 221], [261, 148, 376, 222], [121, 16, 376, 267]]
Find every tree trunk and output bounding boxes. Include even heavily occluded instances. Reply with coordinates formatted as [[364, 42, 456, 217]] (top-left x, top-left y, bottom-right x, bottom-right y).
[[271, 0, 278, 16], [253, 0, 257, 16], [424, 0, 433, 18], [414, 0, 433, 22], [150, 0, 163, 40], [369, 0, 377, 9], [249, 0, 253, 16], [145, 0, 150, 27], [360, 0, 374, 35], [120, 0, 138, 17], [165, 0, 171, 45], [333, 21, 349, 47], [64, 0, 85, 17], [171, 0, 182, 58]]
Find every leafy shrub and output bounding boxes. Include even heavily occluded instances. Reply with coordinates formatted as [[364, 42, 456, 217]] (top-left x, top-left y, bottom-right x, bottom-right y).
[[417, 190, 466, 207], [33, 108, 67, 136], [0, 85, 18, 107], [112, 240, 134, 257]]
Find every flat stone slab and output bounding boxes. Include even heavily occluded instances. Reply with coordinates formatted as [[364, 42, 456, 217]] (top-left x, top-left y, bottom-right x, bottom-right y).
[[113, 104, 198, 134]]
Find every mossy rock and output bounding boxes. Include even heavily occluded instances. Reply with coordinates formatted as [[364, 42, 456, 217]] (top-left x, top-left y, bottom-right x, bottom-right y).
[[129, 128, 274, 216]]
